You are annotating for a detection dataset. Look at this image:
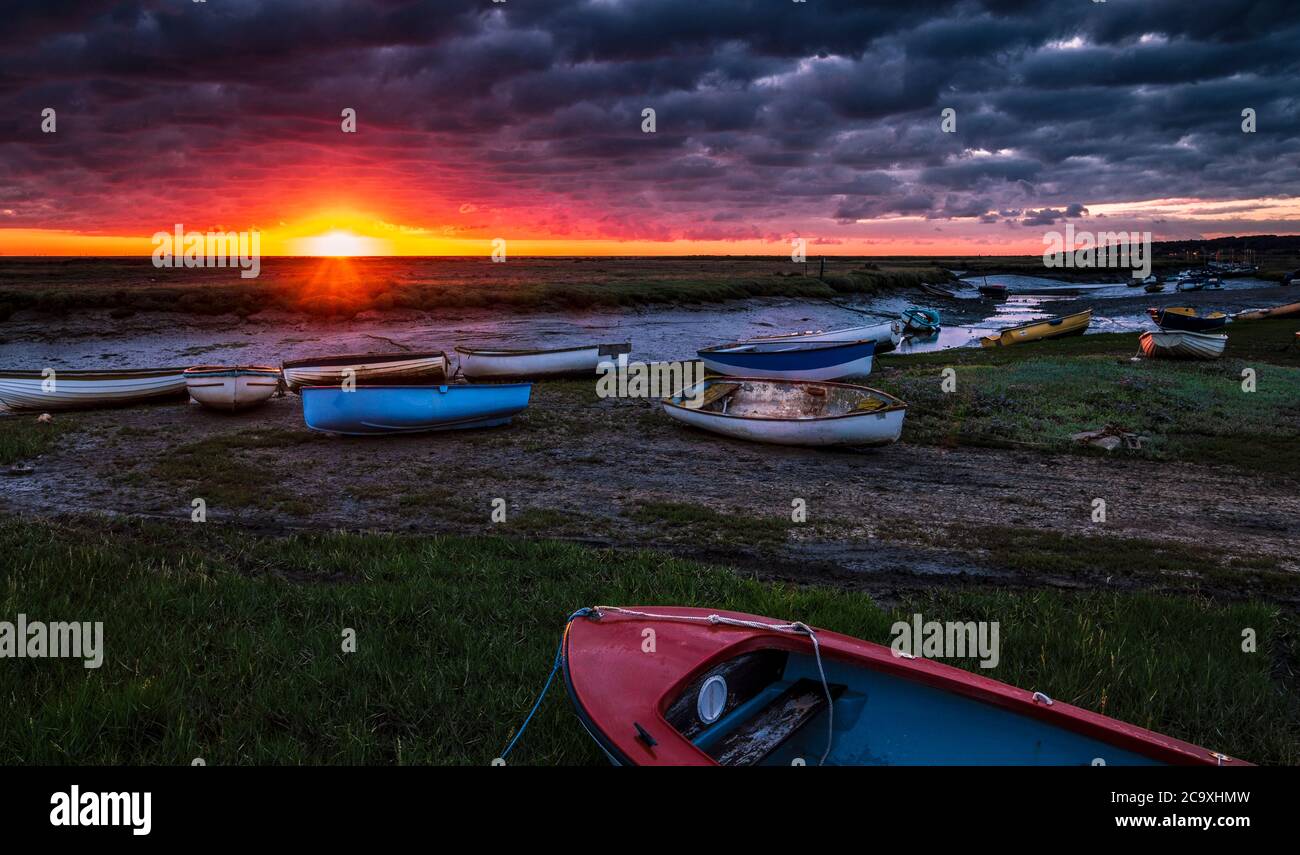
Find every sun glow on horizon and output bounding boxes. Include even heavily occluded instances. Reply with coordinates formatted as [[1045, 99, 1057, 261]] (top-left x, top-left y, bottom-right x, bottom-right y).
[[295, 229, 388, 257]]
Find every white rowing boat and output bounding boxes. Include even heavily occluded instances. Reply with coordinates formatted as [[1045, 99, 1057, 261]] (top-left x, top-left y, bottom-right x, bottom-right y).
[[455, 343, 631, 379], [281, 352, 449, 391], [746, 320, 902, 353], [662, 377, 906, 447], [0, 368, 188, 411], [1138, 330, 1227, 360], [184, 366, 282, 411]]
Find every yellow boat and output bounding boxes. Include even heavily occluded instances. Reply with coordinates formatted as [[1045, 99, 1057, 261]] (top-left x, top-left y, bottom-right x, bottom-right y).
[[980, 309, 1093, 348]]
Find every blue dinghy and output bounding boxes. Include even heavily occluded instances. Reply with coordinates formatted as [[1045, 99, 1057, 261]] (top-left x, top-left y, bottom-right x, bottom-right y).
[[301, 383, 531, 435], [698, 339, 875, 381]]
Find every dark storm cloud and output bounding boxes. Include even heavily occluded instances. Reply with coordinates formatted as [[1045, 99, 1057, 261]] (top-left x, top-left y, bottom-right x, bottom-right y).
[[0, 0, 1297, 239]]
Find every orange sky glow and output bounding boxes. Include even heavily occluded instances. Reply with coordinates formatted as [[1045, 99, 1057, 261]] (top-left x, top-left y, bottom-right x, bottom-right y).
[[3, 195, 1298, 258]]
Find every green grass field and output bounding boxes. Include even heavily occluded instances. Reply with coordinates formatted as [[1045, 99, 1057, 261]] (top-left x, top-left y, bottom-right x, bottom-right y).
[[0, 516, 1294, 765], [882, 319, 1300, 477]]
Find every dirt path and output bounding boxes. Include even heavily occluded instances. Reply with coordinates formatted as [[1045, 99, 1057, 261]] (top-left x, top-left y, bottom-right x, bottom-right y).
[[3, 379, 1296, 604]]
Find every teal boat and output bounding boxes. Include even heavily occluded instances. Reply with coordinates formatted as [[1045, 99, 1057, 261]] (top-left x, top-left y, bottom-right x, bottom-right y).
[[901, 307, 941, 335], [301, 383, 531, 435]]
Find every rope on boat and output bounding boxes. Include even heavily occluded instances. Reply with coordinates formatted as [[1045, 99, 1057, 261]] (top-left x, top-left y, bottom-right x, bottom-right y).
[[592, 606, 836, 766], [498, 608, 592, 762]]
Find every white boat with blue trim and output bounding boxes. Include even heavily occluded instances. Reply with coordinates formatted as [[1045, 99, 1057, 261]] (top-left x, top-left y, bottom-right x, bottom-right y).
[[698, 339, 875, 381], [663, 378, 906, 447]]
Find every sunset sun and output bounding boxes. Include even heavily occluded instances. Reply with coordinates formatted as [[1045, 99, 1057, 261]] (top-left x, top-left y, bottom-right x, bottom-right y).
[[305, 229, 371, 257]]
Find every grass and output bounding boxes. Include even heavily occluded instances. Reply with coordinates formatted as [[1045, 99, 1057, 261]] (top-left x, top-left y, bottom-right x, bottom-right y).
[[145, 428, 322, 514], [625, 500, 793, 548], [0, 256, 953, 320], [0, 515, 1293, 765], [931, 524, 1288, 590], [0, 413, 75, 467], [882, 321, 1300, 477]]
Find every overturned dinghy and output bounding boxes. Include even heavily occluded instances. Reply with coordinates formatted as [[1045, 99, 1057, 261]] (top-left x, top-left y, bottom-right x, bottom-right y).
[[699, 339, 875, 381], [562, 606, 1248, 766], [455, 343, 630, 380], [184, 366, 281, 411], [662, 378, 906, 447], [301, 383, 531, 436], [1138, 330, 1227, 360], [745, 320, 902, 353], [0, 367, 187, 411], [281, 351, 449, 392]]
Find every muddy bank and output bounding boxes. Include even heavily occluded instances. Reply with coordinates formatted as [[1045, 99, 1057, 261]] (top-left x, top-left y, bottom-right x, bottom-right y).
[[2, 378, 1296, 605]]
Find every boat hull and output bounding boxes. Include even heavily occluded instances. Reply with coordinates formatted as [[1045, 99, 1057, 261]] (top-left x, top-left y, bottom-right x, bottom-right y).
[[184, 367, 282, 411], [1139, 331, 1227, 360], [0, 368, 188, 411], [281, 352, 449, 391], [747, 321, 901, 353], [981, 309, 1092, 348], [699, 340, 875, 381], [900, 308, 940, 335], [563, 606, 1247, 767], [300, 383, 531, 435], [455, 344, 629, 380], [1234, 300, 1300, 321], [1147, 307, 1227, 332], [662, 378, 906, 447]]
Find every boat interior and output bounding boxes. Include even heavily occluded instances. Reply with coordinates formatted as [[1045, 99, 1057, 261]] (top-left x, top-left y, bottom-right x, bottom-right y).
[[680, 380, 893, 419], [664, 648, 1162, 766]]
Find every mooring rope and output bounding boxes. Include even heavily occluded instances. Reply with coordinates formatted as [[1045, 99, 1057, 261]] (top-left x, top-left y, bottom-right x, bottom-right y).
[[498, 607, 591, 761]]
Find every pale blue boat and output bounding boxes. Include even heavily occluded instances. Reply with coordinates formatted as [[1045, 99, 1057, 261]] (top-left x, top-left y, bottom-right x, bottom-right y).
[[301, 383, 531, 435]]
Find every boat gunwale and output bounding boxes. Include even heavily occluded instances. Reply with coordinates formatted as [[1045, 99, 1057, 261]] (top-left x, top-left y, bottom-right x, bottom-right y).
[[183, 365, 282, 378], [454, 343, 627, 357], [744, 320, 901, 343], [699, 337, 879, 356], [661, 377, 907, 422], [0, 368, 188, 381], [281, 351, 448, 369], [299, 382, 533, 393]]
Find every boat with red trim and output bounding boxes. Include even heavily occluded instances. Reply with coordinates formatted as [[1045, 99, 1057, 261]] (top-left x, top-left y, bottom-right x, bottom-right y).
[[561, 605, 1247, 766]]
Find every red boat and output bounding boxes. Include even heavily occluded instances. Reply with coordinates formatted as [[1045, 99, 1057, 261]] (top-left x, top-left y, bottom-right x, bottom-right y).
[[977, 282, 1009, 298], [562, 606, 1247, 766]]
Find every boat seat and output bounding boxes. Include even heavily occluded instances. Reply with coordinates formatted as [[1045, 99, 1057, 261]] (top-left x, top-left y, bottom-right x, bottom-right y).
[[708, 678, 844, 766], [685, 382, 740, 410]]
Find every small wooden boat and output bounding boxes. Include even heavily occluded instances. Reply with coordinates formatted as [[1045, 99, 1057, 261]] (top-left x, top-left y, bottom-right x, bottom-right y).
[[698, 339, 874, 381], [1234, 300, 1300, 321], [977, 282, 1008, 298], [0, 367, 187, 411], [1139, 331, 1227, 360], [562, 605, 1247, 766], [746, 321, 901, 353], [301, 383, 531, 435], [184, 366, 281, 411], [1147, 306, 1227, 332], [455, 343, 630, 380], [919, 282, 956, 299], [281, 351, 449, 392], [900, 307, 940, 335], [1144, 281, 1165, 293], [980, 309, 1092, 348], [662, 378, 906, 447]]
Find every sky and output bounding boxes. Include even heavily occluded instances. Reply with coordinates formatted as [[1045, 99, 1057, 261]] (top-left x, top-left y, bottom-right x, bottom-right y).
[[1, 0, 1298, 256]]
